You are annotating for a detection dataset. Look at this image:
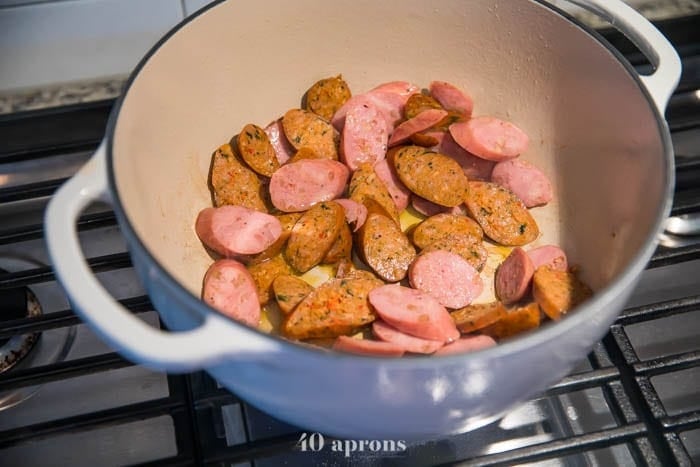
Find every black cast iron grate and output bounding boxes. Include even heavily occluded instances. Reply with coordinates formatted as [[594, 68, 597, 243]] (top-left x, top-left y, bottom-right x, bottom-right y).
[[0, 15, 699, 467]]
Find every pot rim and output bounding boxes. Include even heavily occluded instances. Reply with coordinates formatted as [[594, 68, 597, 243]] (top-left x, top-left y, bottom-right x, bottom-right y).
[[104, 0, 675, 366]]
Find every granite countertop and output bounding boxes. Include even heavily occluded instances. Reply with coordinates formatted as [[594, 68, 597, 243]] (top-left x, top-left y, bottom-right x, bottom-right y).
[[0, 0, 698, 115]]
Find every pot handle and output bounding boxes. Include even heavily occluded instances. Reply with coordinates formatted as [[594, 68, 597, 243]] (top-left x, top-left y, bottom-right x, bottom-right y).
[[44, 142, 281, 373], [564, 0, 681, 113]]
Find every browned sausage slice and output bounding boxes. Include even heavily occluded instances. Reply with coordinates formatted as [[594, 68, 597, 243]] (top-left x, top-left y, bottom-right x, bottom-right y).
[[322, 222, 353, 264], [449, 116, 529, 161], [209, 144, 267, 211], [282, 109, 339, 160], [411, 213, 483, 250], [368, 284, 460, 343], [388, 109, 449, 147], [195, 206, 282, 257], [372, 320, 444, 354], [421, 234, 488, 271], [348, 162, 400, 225], [404, 93, 444, 120], [409, 250, 484, 309], [332, 336, 405, 357], [450, 301, 508, 333], [202, 259, 261, 327], [429, 81, 474, 117], [433, 335, 496, 356], [495, 247, 535, 305], [269, 159, 349, 212], [247, 254, 293, 305], [491, 159, 554, 208], [272, 275, 314, 315], [340, 102, 389, 171], [393, 146, 469, 207], [283, 275, 383, 340], [333, 198, 368, 232], [481, 302, 541, 340], [285, 201, 345, 273], [465, 181, 539, 246], [237, 124, 281, 177], [373, 158, 411, 212], [245, 212, 303, 266], [532, 266, 593, 320], [356, 213, 416, 282], [264, 119, 295, 165], [527, 245, 568, 272], [304, 75, 352, 121]]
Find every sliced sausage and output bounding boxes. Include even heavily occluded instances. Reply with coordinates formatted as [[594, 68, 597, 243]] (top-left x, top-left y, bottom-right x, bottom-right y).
[[393, 145, 469, 207], [209, 144, 267, 211], [439, 132, 495, 181], [491, 159, 553, 207], [449, 116, 529, 161], [323, 222, 353, 264], [332, 335, 405, 357], [195, 205, 282, 257], [465, 181, 539, 246], [285, 201, 345, 273], [404, 93, 444, 120], [411, 196, 448, 217], [421, 234, 488, 271], [481, 302, 541, 340], [340, 102, 389, 170], [373, 158, 411, 212], [287, 146, 324, 164], [388, 109, 449, 147], [304, 75, 352, 121], [409, 250, 484, 309], [272, 274, 314, 314], [282, 109, 339, 160], [269, 159, 349, 212], [450, 301, 508, 333], [368, 284, 460, 343], [495, 247, 535, 305], [348, 162, 400, 225], [410, 131, 443, 148], [283, 275, 383, 340], [429, 81, 474, 117], [245, 212, 303, 266], [532, 266, 593, 320], [236, 124, 280, 177], [247, 254, 293, 305], [332, 92, 405, 133], [369, 81, 420, 102], [264, 119, 294, 165], [356, 213, 416, 282], [527, 245, 568, 272], [372, 320, 444, 354], [411, 213, 483, 250], [202, 259, 260, 327], [433, 335, 496, 356], [334, 198, 368, 232]]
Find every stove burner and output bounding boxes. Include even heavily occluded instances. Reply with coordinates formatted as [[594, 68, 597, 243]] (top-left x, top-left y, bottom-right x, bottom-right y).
[[0, 283, 40, 374]]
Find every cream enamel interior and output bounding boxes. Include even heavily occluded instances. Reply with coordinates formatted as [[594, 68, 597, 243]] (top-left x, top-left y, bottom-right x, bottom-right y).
[[112, 0, 664, 304]]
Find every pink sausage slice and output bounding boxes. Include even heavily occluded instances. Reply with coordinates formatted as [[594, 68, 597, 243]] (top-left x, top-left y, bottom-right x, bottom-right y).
[[373, 158, 411, 211], [411, 196, 448, 217], [341, 102, 389, 171], [202, 259, 261, 327], [495, 247, 535, 305], [491, 159, 553, 207], [264, 119, 294, 165], [527, 245, 568, 271], [369, 284, 460, 343], [388, 109, 449, 147], [429, 81, 474, 117], [269, 159, 350, 212], [195, 206, 282, 257], [332, 335, 405, 357], [334, 198, 368, 232], [449, 116, 529, 161], [372, 320, 444, 354], [439, 132, 495, 181], [433, 335, 497, 356], [409, 250, 484, 309], [370, 81, 420, 102], [332, 92, 403, 133]]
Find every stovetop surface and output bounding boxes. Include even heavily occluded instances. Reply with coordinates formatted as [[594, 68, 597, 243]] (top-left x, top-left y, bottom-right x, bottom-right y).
[[0, 15, 699, 467]]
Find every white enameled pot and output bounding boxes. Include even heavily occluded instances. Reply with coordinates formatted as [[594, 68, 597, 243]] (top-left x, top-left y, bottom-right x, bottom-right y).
[[44, 0, 680, 439]]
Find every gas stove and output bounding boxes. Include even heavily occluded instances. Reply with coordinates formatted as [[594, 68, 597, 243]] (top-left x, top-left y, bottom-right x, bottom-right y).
[[0, 14, 699, 467]]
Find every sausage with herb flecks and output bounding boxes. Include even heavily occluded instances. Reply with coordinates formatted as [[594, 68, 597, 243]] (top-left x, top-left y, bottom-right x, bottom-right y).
[[209, 144, 267, 211], [285, 201, 345, 273]]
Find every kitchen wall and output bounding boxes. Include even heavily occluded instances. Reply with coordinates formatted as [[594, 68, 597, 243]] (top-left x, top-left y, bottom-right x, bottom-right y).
[[0, 0, 695, 94]]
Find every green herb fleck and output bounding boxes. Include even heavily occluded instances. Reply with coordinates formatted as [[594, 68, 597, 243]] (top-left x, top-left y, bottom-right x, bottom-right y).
[[519, 224, 527, 234]]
